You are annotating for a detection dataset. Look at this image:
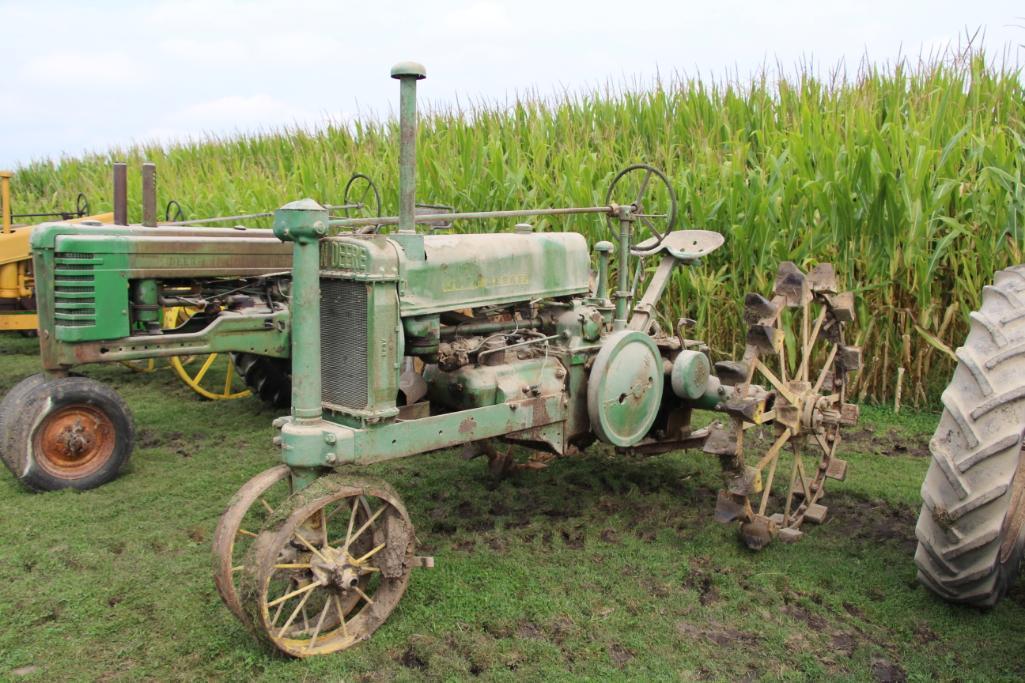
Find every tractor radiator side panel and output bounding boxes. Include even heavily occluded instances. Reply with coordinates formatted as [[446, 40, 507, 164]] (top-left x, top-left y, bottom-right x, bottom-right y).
[[321, 279, 369, 409]]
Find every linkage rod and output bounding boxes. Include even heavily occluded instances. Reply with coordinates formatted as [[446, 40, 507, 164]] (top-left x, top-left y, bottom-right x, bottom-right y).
[[330, 205, 613, 230], [161, 203, 362, 226]]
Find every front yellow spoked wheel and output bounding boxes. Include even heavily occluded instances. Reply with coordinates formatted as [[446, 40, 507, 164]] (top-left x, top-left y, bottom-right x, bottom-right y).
[[164, 306, 251, 401], [240, 475, 416, 658]]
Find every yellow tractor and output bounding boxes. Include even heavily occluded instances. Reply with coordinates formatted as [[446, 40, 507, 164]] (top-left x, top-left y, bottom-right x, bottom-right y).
[[0, 170, 112, 332]]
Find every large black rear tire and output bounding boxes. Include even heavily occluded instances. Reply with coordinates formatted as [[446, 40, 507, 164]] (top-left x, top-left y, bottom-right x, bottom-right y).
[[915, 266, 1025, 606]]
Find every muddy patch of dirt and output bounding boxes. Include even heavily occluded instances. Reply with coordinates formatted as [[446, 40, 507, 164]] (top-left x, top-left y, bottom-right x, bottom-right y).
[[676, 619, 761, 646], [824, 495, 918, 554], [871, 658, 907, 682], [844, 427, 929, 458]]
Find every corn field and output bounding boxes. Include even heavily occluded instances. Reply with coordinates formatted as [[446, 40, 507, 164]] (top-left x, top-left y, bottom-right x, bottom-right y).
[[9, 53, 1024, 406]]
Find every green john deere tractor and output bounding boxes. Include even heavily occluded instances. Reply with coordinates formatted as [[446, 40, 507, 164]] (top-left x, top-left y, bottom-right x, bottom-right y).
[[211, 62, 862, 658], [0, 166, 383, 491]]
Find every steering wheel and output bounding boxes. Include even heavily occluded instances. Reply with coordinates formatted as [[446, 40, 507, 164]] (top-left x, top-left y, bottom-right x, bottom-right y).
[[164, 199, 185, 223], [341, 173, 382, 232], [604, 164, 677, 248], [75, 193, 90, 218]]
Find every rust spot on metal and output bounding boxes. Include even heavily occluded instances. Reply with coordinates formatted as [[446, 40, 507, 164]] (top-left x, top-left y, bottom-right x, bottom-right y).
[[34, 404, 115, 478], [458, 416, 477, 435]]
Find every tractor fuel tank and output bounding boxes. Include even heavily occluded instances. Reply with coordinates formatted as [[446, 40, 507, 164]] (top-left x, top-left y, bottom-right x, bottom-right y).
[[319, 231, 591, 316]]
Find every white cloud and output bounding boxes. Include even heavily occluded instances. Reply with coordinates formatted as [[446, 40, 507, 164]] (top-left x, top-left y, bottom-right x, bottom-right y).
[[20, 51, 144, 87]]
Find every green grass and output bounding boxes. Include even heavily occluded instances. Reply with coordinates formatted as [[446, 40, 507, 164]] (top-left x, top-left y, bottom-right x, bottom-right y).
[[8, 50, 1025, 407], [1, 336, 1024, 681]]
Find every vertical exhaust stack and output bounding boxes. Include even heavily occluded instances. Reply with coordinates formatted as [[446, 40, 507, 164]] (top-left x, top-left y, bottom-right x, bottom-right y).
[[142, 162, 157, 227], [0, 171, 11, 234], [113, 163, 128, 226], [390, 61, 427, 258]]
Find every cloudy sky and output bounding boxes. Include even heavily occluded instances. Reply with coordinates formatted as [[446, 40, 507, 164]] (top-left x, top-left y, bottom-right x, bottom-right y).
[[0, 0, 1021, 168]]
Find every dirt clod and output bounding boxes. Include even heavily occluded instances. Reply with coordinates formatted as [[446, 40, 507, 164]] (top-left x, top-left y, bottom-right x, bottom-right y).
[[608, 643, 634, 667], [400, 647, 427, 670], [676, 620, 760, 646], [870, 658, 907, 682]]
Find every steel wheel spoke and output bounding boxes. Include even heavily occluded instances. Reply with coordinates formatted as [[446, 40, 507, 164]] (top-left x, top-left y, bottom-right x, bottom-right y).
[[353, 542, 386, 565], [758, 449, 781, 516], [270, 578, 295, 626], [783, 457, 801, 525], [353, 585, 374, 606], [333, 594, 349, 638], [306, 600, 331, 651], [812, 344, 839, 395], [797, 306, 827, 382], [293, 531, 330, 564], [223, 359, 235, 396], [278, 583, 317, 637], [754, 427, 792, 471], [342, 504, 386, 551], [193, 353, 218, 386], [754, 361, 798, 404], [267, 580, 320, 609]]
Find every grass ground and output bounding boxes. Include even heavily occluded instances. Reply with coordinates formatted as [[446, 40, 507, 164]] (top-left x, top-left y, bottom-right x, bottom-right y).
[[1, 333, 1023, 681]]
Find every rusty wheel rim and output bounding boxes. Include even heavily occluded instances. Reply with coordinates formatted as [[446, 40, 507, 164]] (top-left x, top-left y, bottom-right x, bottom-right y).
[[33, 404, 116, 479], [243, 480, 414, 657]]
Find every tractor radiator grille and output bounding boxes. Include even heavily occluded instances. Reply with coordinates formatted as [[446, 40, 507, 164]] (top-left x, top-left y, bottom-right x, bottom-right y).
[[320, 278, 368, 410], [53, 252, 99, 327]]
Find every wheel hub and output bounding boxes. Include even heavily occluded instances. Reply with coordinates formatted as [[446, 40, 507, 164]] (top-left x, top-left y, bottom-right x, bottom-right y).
[[35, 405, 115, 477], [310, 546, 362, 592]]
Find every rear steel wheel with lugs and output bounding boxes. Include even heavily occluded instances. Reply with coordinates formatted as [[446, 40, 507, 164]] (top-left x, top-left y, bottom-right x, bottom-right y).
[[915, 266, 1025, 606], [232, 353, 291, 408], [239, 474, 417, 657], [711, 262, 861, 549]]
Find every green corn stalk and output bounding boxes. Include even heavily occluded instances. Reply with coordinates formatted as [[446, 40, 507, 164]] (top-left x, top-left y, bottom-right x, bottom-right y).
[[9, 50, 1024, 406]]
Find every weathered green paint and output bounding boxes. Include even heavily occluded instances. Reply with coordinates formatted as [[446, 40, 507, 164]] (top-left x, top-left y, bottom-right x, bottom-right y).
[[273, 200, 328, 421], [594, 240, 613, 303], [424, 356, 565, 411], [131, 279, 160, 331], [318, 231, 590, 316], [402, 233, 590, 315], [670, 350, 711, 400], [391, 61, 426, 257], [51, 249, 130, 342], [613, 216, 633, 330], [587, 330, 664, 447], [279, 394, 566, 468], [30, 219, 291, 370]]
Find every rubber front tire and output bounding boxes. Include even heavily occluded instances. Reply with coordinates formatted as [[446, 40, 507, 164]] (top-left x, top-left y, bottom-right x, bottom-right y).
[[0, 373, 52, 474], [915, 265, 1025, 605], [232, 352, 291, 408], [3, 376, 134, 491]]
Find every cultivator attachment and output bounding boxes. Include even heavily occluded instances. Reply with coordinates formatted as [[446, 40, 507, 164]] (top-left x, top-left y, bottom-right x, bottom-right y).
[[712, 261, 861, 549]]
